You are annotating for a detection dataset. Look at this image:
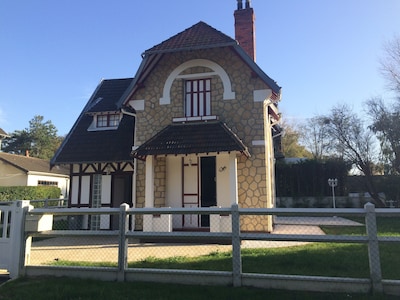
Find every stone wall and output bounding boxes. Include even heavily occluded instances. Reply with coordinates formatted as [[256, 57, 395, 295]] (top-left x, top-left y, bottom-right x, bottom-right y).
[[131, 47, 274, 231]]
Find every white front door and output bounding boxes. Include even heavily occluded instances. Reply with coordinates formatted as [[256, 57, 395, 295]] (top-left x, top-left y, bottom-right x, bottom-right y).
[[182, 156, 199, 228], [181, 156, 217, 228]]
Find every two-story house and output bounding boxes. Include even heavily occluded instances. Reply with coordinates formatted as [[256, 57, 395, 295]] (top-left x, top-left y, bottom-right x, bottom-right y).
[[51, 0, 282, 232]]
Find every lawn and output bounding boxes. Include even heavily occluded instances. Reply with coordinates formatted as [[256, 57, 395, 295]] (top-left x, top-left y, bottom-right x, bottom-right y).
[[0, 276, 398, 300], [51, 217, 400, 279], [1, 216, 399, 299]]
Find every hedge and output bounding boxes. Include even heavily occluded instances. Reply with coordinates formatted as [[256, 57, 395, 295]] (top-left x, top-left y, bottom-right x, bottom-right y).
[[0, 186, 61, 201], [275, 159, 350, 197]]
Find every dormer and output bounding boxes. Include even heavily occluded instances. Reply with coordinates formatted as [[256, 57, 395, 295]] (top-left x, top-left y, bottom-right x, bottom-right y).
[[87, 111, 122, 131]]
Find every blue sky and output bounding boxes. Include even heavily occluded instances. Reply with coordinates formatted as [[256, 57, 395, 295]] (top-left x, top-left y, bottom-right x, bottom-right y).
[[1, 0, 399, 136]]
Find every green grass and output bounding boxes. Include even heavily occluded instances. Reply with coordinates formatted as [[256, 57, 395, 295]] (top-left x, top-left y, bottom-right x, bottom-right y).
[[0, 276, 397, 300], [49, 217, 400, 280]]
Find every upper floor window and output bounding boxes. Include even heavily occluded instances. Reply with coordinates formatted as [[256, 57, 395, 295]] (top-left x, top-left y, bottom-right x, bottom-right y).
[[185, 78, 211, 117], [96, 114, 120, 128], [38, 180, 58, 186]]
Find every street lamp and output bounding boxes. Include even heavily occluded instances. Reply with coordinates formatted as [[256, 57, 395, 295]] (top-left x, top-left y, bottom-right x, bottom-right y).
[[328, 178, 338, 209]]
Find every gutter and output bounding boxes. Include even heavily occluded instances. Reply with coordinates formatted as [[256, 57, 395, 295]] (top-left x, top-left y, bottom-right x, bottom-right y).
[[121, 106, 137, 210], [27, 171, 69, 178]]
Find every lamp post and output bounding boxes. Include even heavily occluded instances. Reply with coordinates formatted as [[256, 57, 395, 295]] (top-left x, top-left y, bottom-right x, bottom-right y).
[[328, 178, 338, 209]]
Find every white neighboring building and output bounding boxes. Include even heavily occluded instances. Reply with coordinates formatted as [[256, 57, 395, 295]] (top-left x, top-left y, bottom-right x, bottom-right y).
[[0, 152, 69, 198]]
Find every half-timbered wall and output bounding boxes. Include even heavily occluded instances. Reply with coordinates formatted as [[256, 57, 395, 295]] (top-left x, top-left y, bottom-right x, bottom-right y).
[[69, 162, 134, 230]]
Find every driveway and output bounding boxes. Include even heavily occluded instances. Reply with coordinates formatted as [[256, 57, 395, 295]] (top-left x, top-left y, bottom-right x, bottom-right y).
[[27, 217, 360, 266]]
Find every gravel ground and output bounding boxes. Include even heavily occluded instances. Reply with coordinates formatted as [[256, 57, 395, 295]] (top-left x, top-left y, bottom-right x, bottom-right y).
[[28, 217, 360, 265]]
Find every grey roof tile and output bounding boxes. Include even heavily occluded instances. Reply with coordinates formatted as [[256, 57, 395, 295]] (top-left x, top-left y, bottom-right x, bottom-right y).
[[132, 121, 249, 160], [144, 21, 237, 55], [52, 78, 134, 165]]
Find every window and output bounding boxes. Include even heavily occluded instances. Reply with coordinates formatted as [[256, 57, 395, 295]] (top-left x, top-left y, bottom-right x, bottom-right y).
[[91, 174, 102, 230], [96, 114, 120, 128], [37, 180, 58, 186], [185, 79, 211, 117]]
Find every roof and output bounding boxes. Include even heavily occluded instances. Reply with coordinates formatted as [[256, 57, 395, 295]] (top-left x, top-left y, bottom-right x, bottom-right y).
[[0, 128, 9, 138], [0, 152, 69, 175], [51, 78, 135, 165], [131, 121, 250, 160], [118, 21, 281, 108], [144, 21, 237, 55], [86, 78, 133, 113]]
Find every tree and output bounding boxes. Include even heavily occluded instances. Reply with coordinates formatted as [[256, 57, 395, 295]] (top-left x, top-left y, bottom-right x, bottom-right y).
[[380, 35, 400, 95], [321, 104, 385, 207], [301, 116, 332, 160], [365, 35, 400, 175], [366, 97, 400, 174], [3, 115, 63, 160], [281, 120, 312, 158]]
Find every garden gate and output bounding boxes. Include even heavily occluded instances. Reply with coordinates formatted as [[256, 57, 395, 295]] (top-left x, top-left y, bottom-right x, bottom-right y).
[[0, 201, 30, 278]]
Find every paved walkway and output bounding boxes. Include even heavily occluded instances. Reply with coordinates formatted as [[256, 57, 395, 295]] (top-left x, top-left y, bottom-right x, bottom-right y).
[[27, 217, 361, 266]]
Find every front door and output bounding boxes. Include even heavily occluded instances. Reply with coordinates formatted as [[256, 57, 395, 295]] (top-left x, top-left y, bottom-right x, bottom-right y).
[[182, 156, 216, 228], [111, 173, 132, 230], [200, 156, 217, 227]]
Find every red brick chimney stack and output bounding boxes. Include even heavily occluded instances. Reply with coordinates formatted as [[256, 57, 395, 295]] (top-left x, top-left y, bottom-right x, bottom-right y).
[[234, 0, 256, 61]]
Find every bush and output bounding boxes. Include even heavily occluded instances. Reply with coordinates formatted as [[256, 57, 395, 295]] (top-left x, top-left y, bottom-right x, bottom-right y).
[[0, 186, 61, 201], [275, 159, 350, 197]]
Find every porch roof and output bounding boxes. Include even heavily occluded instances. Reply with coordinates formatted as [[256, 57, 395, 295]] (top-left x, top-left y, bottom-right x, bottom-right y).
[[131, 121, 250, 160]]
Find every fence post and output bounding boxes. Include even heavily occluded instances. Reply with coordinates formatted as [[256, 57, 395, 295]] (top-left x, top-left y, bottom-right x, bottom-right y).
[[231, 204, 242, 287], [117, 203, 129, 282], [9, 200, 32, 279], [364, 202, 383, 293]]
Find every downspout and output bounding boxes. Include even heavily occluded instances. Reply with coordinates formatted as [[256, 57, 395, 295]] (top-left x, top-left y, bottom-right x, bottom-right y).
[[121, 108, 138, 228]]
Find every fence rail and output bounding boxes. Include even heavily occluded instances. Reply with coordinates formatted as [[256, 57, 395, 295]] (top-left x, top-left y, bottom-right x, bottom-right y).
[[3, 201, 400, 296]]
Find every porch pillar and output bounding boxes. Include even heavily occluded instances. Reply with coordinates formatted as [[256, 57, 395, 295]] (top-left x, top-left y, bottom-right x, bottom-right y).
[[143, 156, 154, 231], [145, 155, 154, 208], [229, 152, 239, 205]]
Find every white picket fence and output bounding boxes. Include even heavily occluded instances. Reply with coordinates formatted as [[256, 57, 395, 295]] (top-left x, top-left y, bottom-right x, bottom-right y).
[[1, 201, 400, 296]]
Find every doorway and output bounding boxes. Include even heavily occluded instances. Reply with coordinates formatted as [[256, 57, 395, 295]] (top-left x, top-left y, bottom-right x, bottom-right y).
[[111, 173, 132, 230], [200, 156, 216, 227], [182, 156, 216, 228]]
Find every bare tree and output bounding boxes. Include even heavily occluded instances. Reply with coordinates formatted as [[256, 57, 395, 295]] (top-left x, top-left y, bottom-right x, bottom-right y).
[[380, 35, 400, 95], [323, 104, 385, 207], [301, 116, 332, 160]]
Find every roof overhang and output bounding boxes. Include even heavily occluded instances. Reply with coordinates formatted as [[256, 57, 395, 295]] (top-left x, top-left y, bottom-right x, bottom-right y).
[[131, 121, 250, 161]]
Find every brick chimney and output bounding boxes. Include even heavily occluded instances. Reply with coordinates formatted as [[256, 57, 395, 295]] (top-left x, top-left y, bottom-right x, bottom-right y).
[[234, 0, 256, 61]]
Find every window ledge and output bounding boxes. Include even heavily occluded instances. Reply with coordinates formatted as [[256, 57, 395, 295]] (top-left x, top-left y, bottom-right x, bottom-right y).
[[87, 126, 119, 132], [173, 115, 218, 123]]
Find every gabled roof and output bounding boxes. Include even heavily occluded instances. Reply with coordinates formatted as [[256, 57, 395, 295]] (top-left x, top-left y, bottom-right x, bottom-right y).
[[86, 78, 132, 113], [0, 152, 68, 175], [118, 21, 281, 108], [51, 78, 135, 166], [131, 121, 250, 160], [144, 21, 237, 55]]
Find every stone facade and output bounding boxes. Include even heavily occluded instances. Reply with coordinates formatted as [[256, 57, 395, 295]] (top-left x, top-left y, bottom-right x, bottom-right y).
[[131, 47, 275, 231]]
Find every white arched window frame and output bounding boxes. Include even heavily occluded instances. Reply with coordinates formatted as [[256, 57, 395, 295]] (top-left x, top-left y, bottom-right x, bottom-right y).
[[159, 59, 235, 105]]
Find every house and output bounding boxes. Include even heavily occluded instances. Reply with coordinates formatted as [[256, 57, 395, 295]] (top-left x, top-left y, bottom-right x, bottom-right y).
[[0, 128, 10, 152], [51, 0, 282, 232], [0, 152, 69, 198]]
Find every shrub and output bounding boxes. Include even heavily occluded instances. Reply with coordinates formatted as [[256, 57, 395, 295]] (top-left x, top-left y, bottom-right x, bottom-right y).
[[0, 186, 61, 201]]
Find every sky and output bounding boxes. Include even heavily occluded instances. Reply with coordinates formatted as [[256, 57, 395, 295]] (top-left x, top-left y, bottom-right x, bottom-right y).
[[1, 0, 399, 136]]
